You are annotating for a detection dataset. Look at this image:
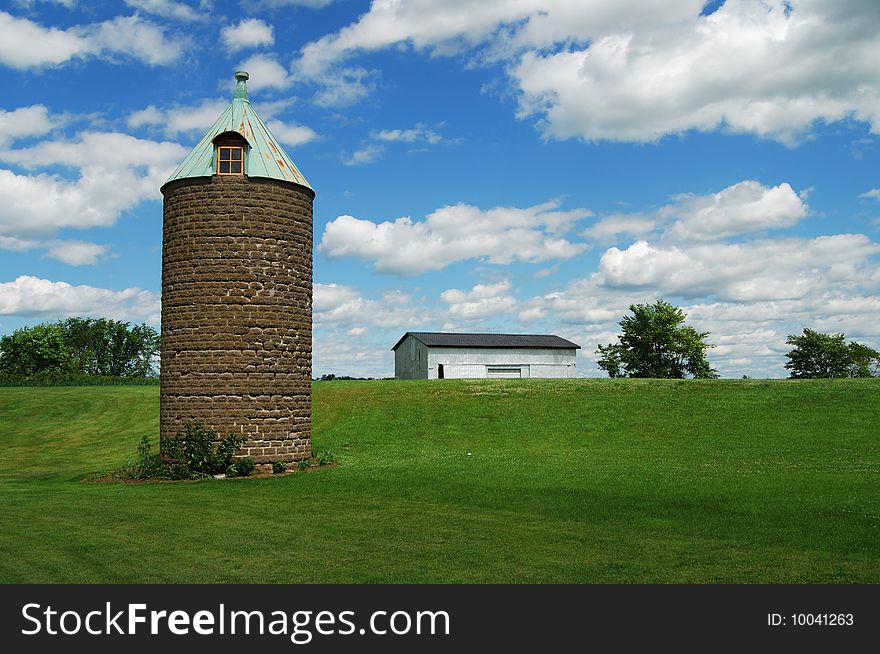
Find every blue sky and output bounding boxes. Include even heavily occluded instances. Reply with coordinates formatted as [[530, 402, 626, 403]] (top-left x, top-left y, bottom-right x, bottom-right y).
[[1, 0, 878, 378]]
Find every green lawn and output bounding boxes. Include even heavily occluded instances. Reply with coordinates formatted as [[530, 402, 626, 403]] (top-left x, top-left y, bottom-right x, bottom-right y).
[[0, 379, 877, 583]]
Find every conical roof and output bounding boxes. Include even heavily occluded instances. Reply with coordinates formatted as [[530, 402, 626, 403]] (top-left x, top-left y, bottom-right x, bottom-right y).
[[163, 71, 312, 191]]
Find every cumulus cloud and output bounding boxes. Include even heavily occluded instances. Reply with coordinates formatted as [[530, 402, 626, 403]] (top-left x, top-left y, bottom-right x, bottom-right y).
[[341, 144, 384, 166], [0, 106, 63, 146], [598, 235, 880, 301], [128, 98, 229, 135], [0, 132, 186, 239], [292, 0, 880, 143], [582, 213, 656, 243], [582, 180, 809, 244], [265, 120, 318, 147], [236, 54, 294, 91], [318, 200, 591, 275], [372, 124, 443, 145], [441, 281, 517, 319], [45, 240, 109, 266], [661, 181, 809, 241], [247, 0, 335, 8], [0, 276, 159, 323], [124, 0, 204, 21], [514, 0, 880, 144], [860, 189, 880, 201], [313, 282, 430, 327], [221, 18, 274, 51], [0, 11, 187, 69], [310, 66, 376, 108]]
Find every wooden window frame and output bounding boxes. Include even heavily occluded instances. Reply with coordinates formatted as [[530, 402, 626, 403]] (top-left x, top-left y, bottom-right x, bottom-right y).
[[217, 145, 244, 176]]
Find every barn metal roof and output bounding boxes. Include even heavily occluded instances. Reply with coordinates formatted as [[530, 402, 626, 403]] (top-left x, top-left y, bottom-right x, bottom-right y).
[[392, 332, 581, 350], [163, 71, 312, 191]]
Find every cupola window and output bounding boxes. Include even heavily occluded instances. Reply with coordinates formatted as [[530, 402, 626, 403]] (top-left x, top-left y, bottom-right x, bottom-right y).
[[217, 146, 244, 175]]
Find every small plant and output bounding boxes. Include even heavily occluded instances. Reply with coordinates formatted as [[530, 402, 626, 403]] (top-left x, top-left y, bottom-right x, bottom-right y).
[[130, 435, 164, 480], [272, 460, 287, 474], [164, 421, 245, 477], [230, 457, 256, 477], [297, 458, 310, 471], [316, 449, 336, 466]]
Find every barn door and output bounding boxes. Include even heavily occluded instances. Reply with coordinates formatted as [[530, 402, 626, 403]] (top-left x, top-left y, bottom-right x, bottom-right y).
[[486, 367, 522, 378]]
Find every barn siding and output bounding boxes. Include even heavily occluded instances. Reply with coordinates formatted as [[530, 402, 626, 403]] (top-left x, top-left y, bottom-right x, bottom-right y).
[[424, 347, 577, 379], [394, 334, 429, 379]]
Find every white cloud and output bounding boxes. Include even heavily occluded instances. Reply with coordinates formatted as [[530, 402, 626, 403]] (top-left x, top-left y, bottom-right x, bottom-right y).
[[598, 235, 880, 301], [311, 66, 376, 108], [87, 15, 187, 66], [265, 120, 318, 147], [292, 0, 880, 143], [0, 106, 62, 146], [661, 181, 809, 241], [236, 54, 293, 91], [373, 124, 443, 145], [514, 0, 880, 144], [313, 282, 430, 328], [860, 189, 880, 201], [249, 0, 335, 8], [441, 280, 517, 319], [0, 11, 89, 69], [341, 144, 384, 166], [125, 0, 204, 21], [0, 132, 187, 238], [45, 240, 109, 266], [582, 213, 656, 243], [128, 98, 228, 135], [318, 200, 590, 275], [582, 180, 809, 243], [221, 18, 274, 51], [0, 275, 159, 324], [0, 11, 187, 70]]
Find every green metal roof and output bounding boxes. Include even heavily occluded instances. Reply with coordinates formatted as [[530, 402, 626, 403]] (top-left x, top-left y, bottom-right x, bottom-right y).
[[163, 71, 312, 191]]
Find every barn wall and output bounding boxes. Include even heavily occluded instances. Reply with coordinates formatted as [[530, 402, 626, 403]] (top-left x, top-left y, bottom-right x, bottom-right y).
[[393, 335, 429, 379], [426, 347, 577, 379]]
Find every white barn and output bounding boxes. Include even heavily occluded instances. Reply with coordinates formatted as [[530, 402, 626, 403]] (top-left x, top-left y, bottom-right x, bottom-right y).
[[392, 332, 580, 380]]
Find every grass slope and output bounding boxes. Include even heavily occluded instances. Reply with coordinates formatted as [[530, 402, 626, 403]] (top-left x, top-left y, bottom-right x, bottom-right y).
[[0, 379, 877, 583]]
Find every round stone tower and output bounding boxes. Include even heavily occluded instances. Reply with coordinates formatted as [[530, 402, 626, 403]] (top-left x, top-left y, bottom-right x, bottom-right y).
[[160, 71, 314, 465]]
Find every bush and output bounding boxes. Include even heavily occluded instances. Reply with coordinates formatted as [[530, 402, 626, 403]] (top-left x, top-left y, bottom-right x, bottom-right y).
[[297, 459, 310, 471], [272, 460, 287, 474], [229, 458, 256, 477], [128, 435, 164, 480], [0, 372, 159, 387], [164, 421, 246, 477], [316, 449, 336, 466]]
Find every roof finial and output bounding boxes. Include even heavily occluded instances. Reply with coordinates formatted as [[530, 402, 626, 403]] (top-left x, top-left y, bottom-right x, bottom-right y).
[[233, 70, 249, 101]]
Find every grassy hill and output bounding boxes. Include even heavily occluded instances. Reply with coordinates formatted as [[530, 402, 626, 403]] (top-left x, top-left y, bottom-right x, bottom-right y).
[[0, 379, 877, 583]]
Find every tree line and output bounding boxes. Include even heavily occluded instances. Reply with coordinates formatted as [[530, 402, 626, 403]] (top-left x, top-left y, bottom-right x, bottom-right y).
[[596, 299, 879, 379], [0, 318, 159, 378]]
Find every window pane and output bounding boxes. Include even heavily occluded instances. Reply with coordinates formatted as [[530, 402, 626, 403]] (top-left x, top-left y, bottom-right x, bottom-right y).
[[230, 161, 242, 173], [219, 147, 229, 161], [219, 161, 231, 173], [230, 149, 242, 161]]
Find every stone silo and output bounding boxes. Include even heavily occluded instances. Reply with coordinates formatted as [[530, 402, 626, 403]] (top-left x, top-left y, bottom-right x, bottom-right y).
[[160, 71, 313, 465]]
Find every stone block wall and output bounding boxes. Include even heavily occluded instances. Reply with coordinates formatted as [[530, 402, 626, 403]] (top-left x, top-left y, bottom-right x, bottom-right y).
[[160, 175, 313, 464]]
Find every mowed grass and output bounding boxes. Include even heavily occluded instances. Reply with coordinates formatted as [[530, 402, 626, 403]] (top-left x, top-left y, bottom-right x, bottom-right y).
[[0, 379, 877, 583]]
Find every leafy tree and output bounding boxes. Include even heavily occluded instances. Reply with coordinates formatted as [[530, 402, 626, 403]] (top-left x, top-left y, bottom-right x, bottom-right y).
[[785, 329, 880, 378], [0, 318, 158, 377], [596, 299, 718, 379], [847, 342, 880, 378], [0, 323, 71, 376]]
